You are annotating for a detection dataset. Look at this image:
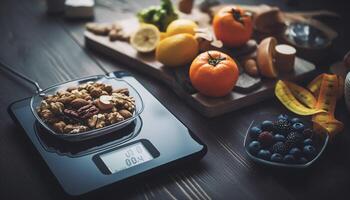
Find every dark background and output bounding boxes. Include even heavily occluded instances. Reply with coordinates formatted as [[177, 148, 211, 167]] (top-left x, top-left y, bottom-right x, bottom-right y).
[[0, 0, 350, 199]]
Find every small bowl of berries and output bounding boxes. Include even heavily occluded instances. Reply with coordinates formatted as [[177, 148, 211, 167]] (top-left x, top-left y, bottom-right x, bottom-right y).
[[244, 114, 329, 168]]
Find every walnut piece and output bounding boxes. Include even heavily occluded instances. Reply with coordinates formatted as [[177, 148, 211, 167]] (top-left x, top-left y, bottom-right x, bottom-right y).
[[40, 100, 50, 110], [96, 114, 106, 129], [53, 121, 66, 133], [50, 102, 64, 114], [57, 95, 75, 104], [90, 87, 102, 98], [69, 125, 89, 134], [107, 112, 124, 124], [40, 109, 54, 120]]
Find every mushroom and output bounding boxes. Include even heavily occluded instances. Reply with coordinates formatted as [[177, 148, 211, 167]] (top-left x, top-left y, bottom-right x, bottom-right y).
[[256, 37, 278, 78]]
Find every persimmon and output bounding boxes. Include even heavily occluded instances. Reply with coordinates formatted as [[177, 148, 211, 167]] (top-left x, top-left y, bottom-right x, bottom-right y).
[[189, 50, 239, 97], [213, 6, 253, 48]]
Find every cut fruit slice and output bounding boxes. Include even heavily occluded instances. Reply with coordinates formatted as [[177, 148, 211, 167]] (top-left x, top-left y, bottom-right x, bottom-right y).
[[130, 24, 160, 53], [257, 37, 278, 78]]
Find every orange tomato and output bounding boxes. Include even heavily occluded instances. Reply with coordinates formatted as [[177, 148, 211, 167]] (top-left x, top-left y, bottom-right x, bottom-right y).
[[213, 6, 253, 48], [189, 50, 239, 97]]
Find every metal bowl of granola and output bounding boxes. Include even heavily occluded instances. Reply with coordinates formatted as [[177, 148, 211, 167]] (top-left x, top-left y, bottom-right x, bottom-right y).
[[32, 75, 144, 142]]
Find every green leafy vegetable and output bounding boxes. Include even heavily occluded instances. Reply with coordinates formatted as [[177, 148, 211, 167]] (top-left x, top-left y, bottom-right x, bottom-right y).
[[137, 0, 178, 32]]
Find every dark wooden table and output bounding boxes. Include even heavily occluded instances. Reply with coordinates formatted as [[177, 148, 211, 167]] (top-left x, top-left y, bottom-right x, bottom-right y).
[[1, 0, 350, 199]]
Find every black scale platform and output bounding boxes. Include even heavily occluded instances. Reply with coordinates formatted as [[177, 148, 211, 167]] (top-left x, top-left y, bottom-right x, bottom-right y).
[[8, 71, 207, 196]]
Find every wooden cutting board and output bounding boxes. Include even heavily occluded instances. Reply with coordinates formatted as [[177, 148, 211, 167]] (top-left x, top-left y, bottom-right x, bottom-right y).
[[84, 18, 316, 117]]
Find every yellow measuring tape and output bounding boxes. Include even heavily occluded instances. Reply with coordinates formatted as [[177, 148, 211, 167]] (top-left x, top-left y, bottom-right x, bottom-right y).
[[275, 73, 344, 137]]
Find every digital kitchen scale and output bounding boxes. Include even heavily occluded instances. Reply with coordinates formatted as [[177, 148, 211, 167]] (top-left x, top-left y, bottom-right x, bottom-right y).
[[8, 71, 207, 196]]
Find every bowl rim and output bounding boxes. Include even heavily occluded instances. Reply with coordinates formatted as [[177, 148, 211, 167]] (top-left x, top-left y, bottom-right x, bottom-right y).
[[244, 118, 329, 169], [30, 75, 144, 141]]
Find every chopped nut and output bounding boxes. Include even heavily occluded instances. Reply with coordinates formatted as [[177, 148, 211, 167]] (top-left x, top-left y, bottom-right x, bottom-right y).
[[50, 102, 64, 114], [103, 84, 113, 93], [96, 114, 106, 128], [67, 86, 78, 92], [113, 88, 129, 96], [63, 124, 75, 133], [45, 96, 58, 104], [111, 106, 117, 112], [69, 125, 89, 134], [90, 87, 102, 98], [40, 100, 50, 110], [57, 95, 75, 104], [71, 90, 83, 98], [71, 98, 90, 109], [53, 121, 66, 133], [88, 115, 98, 128], [119, 109, 133, 119], [78, 84, 88, 90], [40, 109, 54, 120], [107, 112, 124, 124]]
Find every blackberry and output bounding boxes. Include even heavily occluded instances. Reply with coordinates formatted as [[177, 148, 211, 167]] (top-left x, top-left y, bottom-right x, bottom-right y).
[[285, 132, 303, 149], [271, 142, 288, 155], [273, 119, 292, 135]]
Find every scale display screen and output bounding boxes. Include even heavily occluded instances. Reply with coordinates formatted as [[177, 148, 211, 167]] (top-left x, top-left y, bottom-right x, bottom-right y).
[[100, 142, 154, 173]]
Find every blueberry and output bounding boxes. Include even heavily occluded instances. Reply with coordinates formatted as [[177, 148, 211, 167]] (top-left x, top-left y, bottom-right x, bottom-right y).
[[292, 122, 305, 133], [289, 147, 302, 159], [271, 153, 283, 162], [248, 141, 261, 155], [298, 157, 308, 164], [249, 126, 262, 139], [257, 149, 271, 160], [291, 117, 301, 124], [273, 134, 286, 142], [303, 138, 313, 146], [277, 114, 289, 121], [261, 120, 274, 131], [303, 145, 317, 158], [283, 154, 296, 163]]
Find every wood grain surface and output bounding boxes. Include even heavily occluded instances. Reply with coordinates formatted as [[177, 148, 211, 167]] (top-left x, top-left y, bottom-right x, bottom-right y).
[[1, 0, 350, 200], [84, 23, 316, 117]]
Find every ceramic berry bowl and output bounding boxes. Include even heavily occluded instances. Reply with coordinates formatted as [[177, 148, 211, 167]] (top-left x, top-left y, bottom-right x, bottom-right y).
[[244, 114, 329, 168]]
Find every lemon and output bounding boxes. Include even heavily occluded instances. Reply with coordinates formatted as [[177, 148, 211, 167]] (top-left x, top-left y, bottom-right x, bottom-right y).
[[156, 33, 198, 67], [130, 24, 160, 53], [166, 19, 198, 37]]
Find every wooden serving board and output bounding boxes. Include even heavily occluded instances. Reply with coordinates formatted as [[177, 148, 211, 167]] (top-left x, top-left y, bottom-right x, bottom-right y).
[[84, 18, 316, 117]]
